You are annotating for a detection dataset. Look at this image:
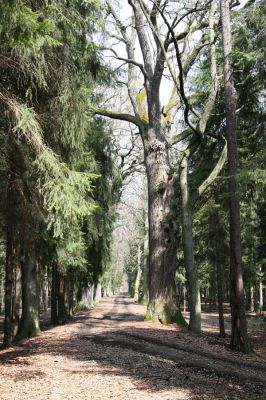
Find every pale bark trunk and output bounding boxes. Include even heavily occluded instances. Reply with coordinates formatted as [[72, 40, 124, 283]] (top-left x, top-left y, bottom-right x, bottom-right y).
[[82, 285, 94, 307], [142, 215, 149, 304], [220, 0, 251, 352], [0, 275, 4, 313], [134, 244, 142, 302], [15, 252, 40, 341], [183, 285, 187, 313], [250, 286, 255, 312], [42, 267, 49, 312], [94, 282, 102, 303], [216, 262, 226, 337], [180, 156, 201, 332], [12, 263, 21, 337], [259, 266, 263, 315]]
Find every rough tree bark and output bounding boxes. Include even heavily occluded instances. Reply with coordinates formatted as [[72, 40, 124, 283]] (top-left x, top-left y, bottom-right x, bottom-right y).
[[3, 217, 15, 347], [15, 250, 40, 341], [3, 152, 18, 348], [220, 0, 251, 352]]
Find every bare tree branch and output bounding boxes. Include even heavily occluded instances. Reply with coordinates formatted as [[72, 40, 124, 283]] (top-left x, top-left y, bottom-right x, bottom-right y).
[[128, 0, 154, 79], [94, 107, 143, 130], [189, 142, 227, 209]]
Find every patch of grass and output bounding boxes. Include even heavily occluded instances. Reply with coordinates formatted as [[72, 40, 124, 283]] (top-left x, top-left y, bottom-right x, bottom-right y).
[[73, 302, 91, 313]]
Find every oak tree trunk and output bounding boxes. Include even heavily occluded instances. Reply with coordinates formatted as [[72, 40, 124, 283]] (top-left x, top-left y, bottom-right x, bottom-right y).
[[145, 130, 185, 325]]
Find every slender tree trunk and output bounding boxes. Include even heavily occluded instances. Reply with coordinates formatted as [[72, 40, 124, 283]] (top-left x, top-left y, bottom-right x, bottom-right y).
[[90, 285, 94, 305], [42, 267, 49, 313], [51, 263, 58, 325], [58, 273, 68, 324], [216, 262, 226, 337], [205, 288, 209, 309], [254, 274, 259, 314], [259, 266, 263, 315], [67, 282, 74, 316], [183, 285, 187, 313], [12, 263, 21, 337], [250, 286, 255, 312], [142, 215, 149, 304], [3, 172, 17, 348], [15, 251, 40, 341], [180, 155, 201, 332], [134, 244, 142, 303], [3, 224, 15, 347], [0, 275, 4, 313], [220, 0, 251, 352]]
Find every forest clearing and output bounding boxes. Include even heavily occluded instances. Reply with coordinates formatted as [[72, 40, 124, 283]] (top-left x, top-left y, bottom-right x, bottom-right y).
[[0, 0, 265, 399], [0, 295, 266, 400]]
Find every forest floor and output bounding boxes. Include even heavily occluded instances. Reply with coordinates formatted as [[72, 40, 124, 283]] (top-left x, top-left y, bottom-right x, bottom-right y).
[[0, 296, 266, 400]]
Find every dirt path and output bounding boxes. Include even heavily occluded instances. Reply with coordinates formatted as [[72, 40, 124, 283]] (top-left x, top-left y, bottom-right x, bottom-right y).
[[0, 296, 266, 400]]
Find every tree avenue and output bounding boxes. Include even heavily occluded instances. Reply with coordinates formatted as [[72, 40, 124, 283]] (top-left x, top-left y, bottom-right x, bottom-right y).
[[97, 0, 228, 327], [0, 0, 265, 356]]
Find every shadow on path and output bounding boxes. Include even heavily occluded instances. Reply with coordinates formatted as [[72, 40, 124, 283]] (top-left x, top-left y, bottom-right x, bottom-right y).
[[0, 295, 266, 400]]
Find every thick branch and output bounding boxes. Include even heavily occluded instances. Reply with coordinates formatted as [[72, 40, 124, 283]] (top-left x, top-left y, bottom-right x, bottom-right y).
[[128, 0, 154, 79], [107, 1, 140, 115], [168, 128, 193, 147], [95, 107, 143, 130], [191, 143, 227, 206], [197, 0, 219, 135], [153, 3, 199, 135]]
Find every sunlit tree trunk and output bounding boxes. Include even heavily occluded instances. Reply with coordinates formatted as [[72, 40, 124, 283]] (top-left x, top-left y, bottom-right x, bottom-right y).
[[259, 266, 263, 315], [142, 215, 149, 304], [180, 155, 201, 332], [134, 244, 142, 302], [145, 129, 185, 324], [12, 264, 21, 337], [216, 262, 226, 337]]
